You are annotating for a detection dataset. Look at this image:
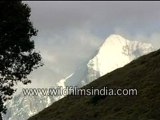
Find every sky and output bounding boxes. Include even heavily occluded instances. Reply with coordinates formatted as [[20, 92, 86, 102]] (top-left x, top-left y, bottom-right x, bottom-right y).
[[20, 1, 160, 88]]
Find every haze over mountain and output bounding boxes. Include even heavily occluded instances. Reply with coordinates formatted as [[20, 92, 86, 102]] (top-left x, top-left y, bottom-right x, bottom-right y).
[[3, 34, 154, 120]]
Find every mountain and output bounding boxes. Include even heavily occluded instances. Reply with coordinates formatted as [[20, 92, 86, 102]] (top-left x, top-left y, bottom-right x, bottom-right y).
[[29, 49, 160, 120], [3, 34, 154, 120], [3, 92, 56, 120], [57, 34, 154, 87]]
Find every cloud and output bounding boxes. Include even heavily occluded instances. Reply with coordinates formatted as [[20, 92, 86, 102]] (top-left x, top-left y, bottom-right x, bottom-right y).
[[26, 2, 160, 33]]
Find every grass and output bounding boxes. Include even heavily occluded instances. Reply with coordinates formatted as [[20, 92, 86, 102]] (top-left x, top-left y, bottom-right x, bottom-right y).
[[29, 49, 160, 120]]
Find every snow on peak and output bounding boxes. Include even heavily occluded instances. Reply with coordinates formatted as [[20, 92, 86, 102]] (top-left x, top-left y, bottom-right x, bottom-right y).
[[87, 34, 154, 78], [56, 34, 154, 88]]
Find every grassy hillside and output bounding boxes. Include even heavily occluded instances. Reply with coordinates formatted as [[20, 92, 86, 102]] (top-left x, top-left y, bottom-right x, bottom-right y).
[[29, 49, 160, 120]]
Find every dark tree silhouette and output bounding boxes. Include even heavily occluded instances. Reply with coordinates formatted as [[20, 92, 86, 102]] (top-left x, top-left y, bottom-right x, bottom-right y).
[[0, 1, 42, 119]]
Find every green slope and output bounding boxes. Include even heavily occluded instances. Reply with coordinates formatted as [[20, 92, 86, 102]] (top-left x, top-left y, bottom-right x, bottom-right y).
[[29, 49, 160, 120]]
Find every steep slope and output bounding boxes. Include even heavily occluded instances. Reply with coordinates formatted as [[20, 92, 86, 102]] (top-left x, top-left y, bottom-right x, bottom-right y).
[[57, 34, 154, 87], [29, 49, 160, 120]]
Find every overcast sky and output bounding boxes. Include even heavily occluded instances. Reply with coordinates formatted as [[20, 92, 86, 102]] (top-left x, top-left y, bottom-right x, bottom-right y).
[[21, 1, 160, 88]]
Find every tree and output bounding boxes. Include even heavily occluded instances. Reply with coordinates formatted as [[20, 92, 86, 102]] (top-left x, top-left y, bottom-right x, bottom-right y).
[[0, 1, 42, 119]]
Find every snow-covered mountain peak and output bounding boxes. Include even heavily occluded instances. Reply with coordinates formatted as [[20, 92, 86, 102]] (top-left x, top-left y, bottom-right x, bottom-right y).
[[99, 35, 129, 58], [57, 34, 154, 88], [88, 34, 154, 77]]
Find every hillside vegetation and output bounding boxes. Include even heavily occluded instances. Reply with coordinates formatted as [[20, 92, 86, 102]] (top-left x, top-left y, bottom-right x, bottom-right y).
[[29, 49, 160, 120]]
